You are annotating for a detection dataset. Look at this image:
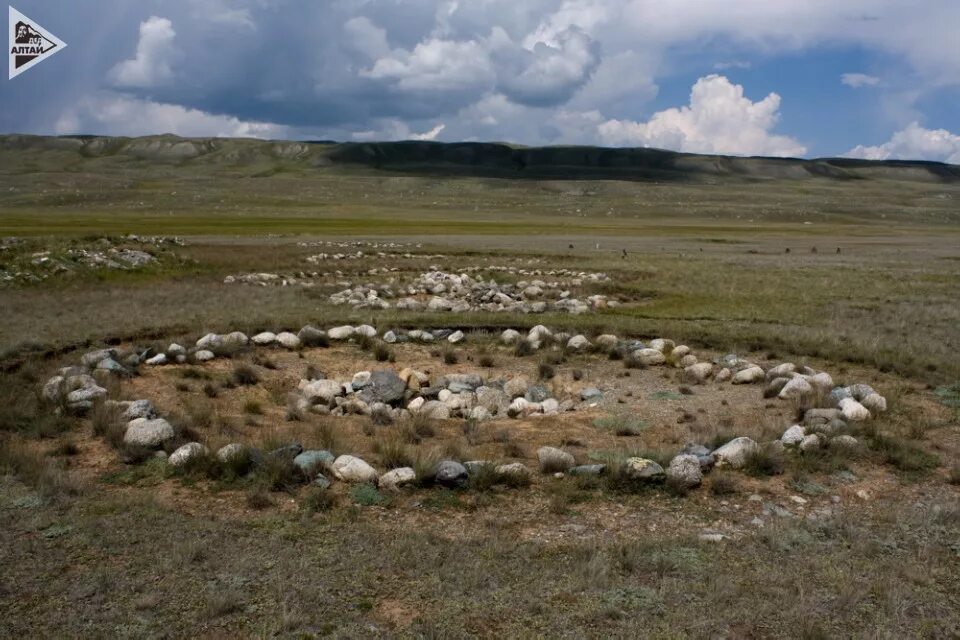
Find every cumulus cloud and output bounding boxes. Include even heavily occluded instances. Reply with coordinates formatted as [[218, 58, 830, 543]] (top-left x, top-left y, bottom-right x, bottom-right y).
[[597, 75, 806, 157], [54, 93, 288, 139], [845, 122, 960, 163], [492, 26, 600, 106], [109, 17, 178, 88], [841, 73, 880, 88], [362, 37, 495, 94], [351, 120, 447, 142], [5, 0, 959, 154], [360, 22, 599, 108]]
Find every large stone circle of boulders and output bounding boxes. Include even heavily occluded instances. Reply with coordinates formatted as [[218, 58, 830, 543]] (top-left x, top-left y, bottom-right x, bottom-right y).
[[42, 321, 892, 506]]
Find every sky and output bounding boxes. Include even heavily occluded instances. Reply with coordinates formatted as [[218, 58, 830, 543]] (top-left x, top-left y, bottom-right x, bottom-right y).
[[3, 0, 959, 162]]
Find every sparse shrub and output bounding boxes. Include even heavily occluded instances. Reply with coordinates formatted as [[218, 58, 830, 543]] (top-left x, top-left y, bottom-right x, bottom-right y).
[[203, 589, 244, 619], [479, 355, 495, 368], [374, 344, 393, 362], [300, 332, 329, 348], [48, 441, 80, 457], [709, 472, 739, 496], [544, 351, 566, 366], [253, 354, 277, 370], [184, 398, 216, 429], [868, 432, 939, 473], [789, 444, 850, 474], [171, 451, 220, 479], [0, 438, 85, 498], [179, 367, 210, 380], [467, 463, 499, 492], [401, 414, 436, 443], [503, 441, 526, 459], [232, 364, 259, 386], [514, 340, 536, 357], [602, 463, 658, 494], [246, 487, 273, 509], [300, 487, 336, 514], [788, 473, 827, 496], [443, 349, 459, 365], [356, 334, 374, 352], [372, 435, 413, 468], [421, 488, 467, 511], [370, 405, 394, 426], [743, 444, 785, 477], [593, 415, 647, 437], [498, 468, 532, 489], [460, 418, 482, 445], [949, 464, 960, 486], [219, 447, 253, 479], [351, 483, 387, 506], [242, 398, 263, 415], [256, 456, 301, 492], [538, 362, 556, 380], [316, 420, 342, 453], [546, 480, 592, 514], [443, 438, 470, 461], [412, 448, 443, 486]]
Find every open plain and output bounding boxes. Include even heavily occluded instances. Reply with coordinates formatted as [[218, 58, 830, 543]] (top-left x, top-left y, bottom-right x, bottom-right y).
[[0, 135, 958, 637]]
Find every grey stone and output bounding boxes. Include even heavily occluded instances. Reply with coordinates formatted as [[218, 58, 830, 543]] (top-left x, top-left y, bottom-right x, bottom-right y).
[[433, 460, 468, 487], [568, 464, 605, 476], [216, 443, 246, 463], [293, 450, 335, 474], [297, 325, 327, 346], [124, 418, 175, 448], [276, 332, 301, 349], [81, 348, 117, 368], [332, 455, 379, 483], [623, 457, 665, 480], [666, 454, 703, 489], [525, 385, 550, 403], [169, 443, 208, 467], [537, 446, 575, 472], [359, 370, 407, 405], [379, 467, 416, 491], [580, 387, 603, 401], [712, 437, 758, 469]]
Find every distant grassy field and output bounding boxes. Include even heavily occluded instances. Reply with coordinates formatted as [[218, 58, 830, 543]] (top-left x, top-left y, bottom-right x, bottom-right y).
[[1, 136, 959, 383]]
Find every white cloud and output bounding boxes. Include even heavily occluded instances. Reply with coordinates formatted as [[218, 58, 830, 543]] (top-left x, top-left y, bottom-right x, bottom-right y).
[[343, 17, 391, 60], [841, 73, 880, 88], [351, 120, 447, 142], [493, 26, 600, 106], [714, 61, 752, 70], [597, 74, 806, 157], [845, 122, 960, 163], [362, 37, 495, 94], [411, 123, 446, 140], [54, 94, 288, 139], [359, 21, 598, 107], [109, 17, 178, 88]]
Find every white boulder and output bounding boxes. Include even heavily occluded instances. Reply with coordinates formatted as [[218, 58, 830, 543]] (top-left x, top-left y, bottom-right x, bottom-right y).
[[331, 455, 379, 483]]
